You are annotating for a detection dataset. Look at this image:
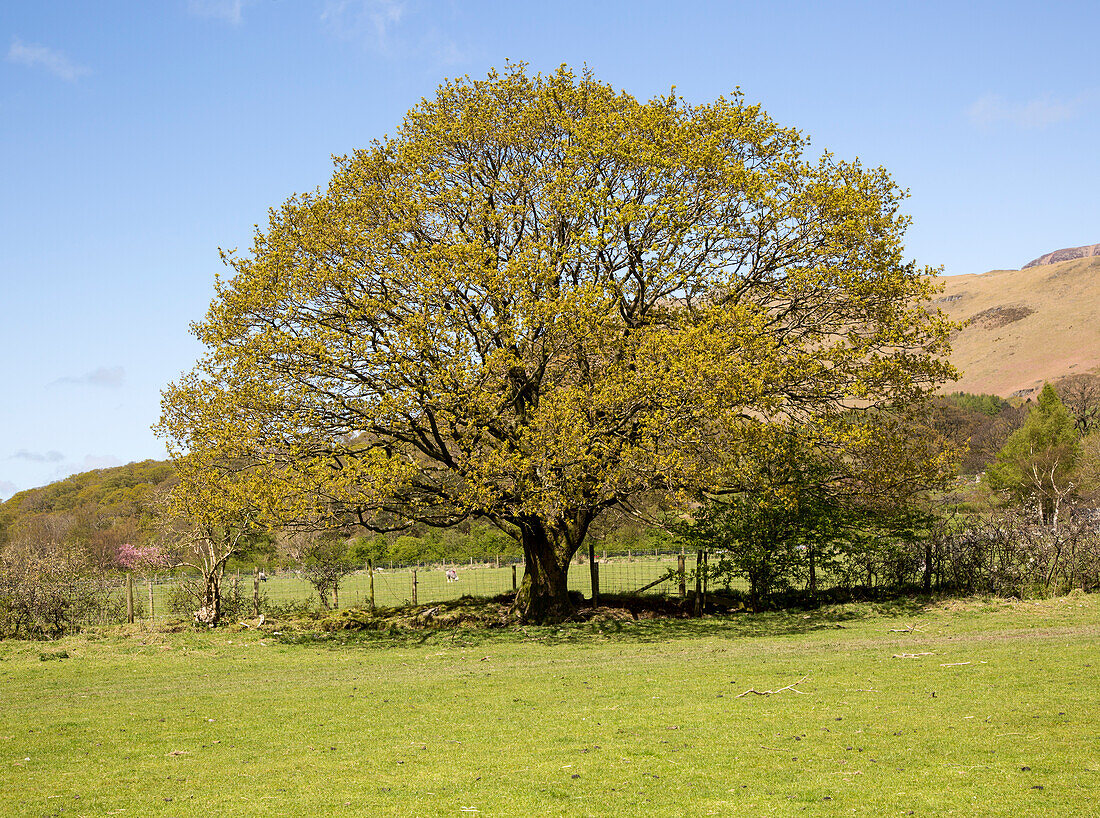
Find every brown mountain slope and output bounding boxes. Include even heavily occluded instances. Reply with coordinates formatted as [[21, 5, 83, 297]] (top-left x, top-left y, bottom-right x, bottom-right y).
[[935, 255, 1100, 397]]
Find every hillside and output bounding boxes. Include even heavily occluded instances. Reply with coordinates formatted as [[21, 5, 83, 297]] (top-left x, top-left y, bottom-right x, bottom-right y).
[[0, 459, 174, 548], [935, 254, 1100, 397]]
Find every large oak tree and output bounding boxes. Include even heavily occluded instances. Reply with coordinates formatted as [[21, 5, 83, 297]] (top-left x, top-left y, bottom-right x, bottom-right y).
[[158, 65, 954, 622]]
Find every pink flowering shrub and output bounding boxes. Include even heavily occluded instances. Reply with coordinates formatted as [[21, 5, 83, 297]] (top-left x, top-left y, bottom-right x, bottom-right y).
[[115, 543, 170, 572]]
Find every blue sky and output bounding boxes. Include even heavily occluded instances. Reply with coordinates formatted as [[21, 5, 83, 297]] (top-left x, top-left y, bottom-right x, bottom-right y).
[[1, 0, 1097, 498]]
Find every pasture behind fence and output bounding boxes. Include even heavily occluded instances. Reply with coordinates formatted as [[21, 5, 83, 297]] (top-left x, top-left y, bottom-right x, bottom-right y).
[[98, 551, 782, 623]]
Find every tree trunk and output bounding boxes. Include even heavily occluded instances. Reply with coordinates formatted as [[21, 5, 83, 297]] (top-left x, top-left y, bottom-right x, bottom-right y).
[[588, 540, 599, 608], [747, 571, 761, 614], [512, 519, 573, 623], [196, 571, 221, 626], [1040, 496, 1056, 528], [807, 544, 817, 597]]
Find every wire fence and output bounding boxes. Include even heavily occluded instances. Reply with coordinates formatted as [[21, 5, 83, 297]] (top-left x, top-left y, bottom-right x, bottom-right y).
[[99, 551, 767, 623], [8, 547, 908, 635], [15, 514, 1099, 634]]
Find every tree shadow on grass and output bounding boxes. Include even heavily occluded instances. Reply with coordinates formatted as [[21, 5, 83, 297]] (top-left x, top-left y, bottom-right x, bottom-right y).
[[273, 593, 940, 652]]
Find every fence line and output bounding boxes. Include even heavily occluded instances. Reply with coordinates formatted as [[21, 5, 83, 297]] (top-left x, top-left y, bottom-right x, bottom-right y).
[[95, 551, 840, 623]]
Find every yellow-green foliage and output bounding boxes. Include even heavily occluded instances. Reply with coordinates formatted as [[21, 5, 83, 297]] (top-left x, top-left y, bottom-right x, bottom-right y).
[[0, 460, 174, 551], [157, 65, 955, 619]]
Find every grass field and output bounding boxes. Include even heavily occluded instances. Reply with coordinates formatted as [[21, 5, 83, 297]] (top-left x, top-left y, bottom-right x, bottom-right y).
[[2, 594, 1098, 816]]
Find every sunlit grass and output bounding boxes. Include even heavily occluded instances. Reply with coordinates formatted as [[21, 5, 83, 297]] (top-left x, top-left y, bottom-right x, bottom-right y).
[[1, 595, 1097, 816]]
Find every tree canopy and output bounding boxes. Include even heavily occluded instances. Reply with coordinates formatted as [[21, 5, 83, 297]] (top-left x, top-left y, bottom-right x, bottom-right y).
[[157, 64, 955, 622]]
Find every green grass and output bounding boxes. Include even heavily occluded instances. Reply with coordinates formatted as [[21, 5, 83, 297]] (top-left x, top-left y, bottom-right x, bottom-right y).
[[2, 595, 1098, 816]]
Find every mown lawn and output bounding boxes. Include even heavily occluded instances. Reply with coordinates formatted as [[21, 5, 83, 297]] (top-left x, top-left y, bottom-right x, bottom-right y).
[[1, 595, 1097, 816]]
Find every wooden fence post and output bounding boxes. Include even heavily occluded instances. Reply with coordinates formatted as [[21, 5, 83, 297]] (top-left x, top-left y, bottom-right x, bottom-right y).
[[512, 564, 517, 592], [693, 550, 703, 617], [701, 549, 709, 613], [368, 559, 375, 611], [148, 578, 154, 622], [678, 554, 686, 598], [412, 569, 418, 605], [253, 567, 260, 617], [126, 573, 134, 624]]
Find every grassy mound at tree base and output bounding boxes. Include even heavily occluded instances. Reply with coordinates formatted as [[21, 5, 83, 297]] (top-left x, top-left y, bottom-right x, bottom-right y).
[[292, 587, 940, 635]]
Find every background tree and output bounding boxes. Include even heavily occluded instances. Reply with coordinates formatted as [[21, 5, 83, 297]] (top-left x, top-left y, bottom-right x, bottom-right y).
[[300, 535, 356, 609], [1055, 373, 1100, 436], [158, 64, 955, 622], [347, 534, 389, 567], [157, 454, 266, 625], [987, 383, 1080, 527], [678, 411, 954, 610], [928, 392, 1027, 475], [1077, 431, 1100, 500], [0, 511, 107, 637]]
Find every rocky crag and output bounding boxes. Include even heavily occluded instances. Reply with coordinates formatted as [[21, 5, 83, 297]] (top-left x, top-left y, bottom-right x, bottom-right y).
[[1022, 243, 1100, 269]]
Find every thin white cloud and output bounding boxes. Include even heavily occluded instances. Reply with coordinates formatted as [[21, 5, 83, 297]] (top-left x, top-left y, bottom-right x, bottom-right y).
[[43, 454, 123, 484], [10, 449, 65, 463], [967, 93, 1081, 129], [0, 480, 16, 500], [425, 28, 467, 66], [6, 38, 89, 82], [78, 454, 123, 471], [52, 366, 126, 389], [187, 0, 247, 25], [322, 0, 406, 52], [320, 0, 466, 64]]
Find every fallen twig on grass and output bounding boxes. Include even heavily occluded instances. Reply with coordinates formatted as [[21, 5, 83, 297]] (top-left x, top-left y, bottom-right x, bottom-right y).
[[735, 676, 809, 698], [890, 622, 925, 633], [892, 652, 934, 659]]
